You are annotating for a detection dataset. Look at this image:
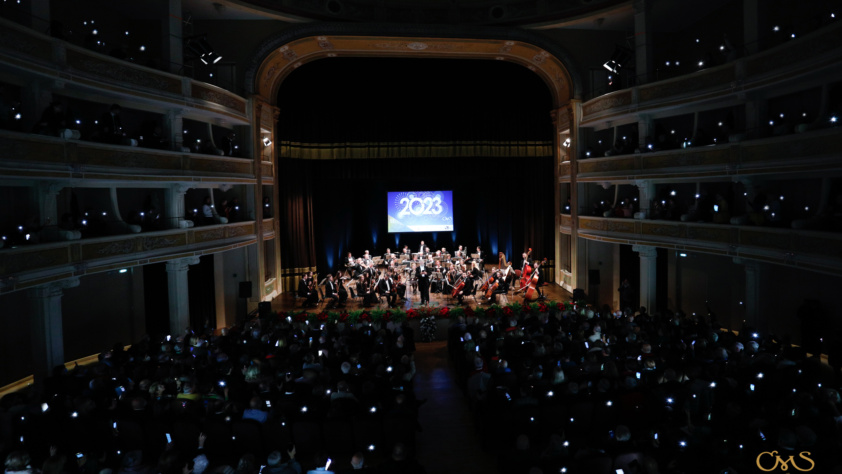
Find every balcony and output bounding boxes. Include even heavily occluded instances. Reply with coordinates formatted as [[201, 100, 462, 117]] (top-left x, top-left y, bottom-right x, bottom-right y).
[[0, 18, 248, 124], [0, 130, 258, 183], [573, 128, 842, 182], [580, 21, 842, 126], [0, 221, 264, 292], [576, 216, 842, 276]]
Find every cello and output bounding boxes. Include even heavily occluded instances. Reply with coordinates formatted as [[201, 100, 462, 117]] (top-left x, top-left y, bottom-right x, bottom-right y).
[[451, 273, 466, 299], [485, 275, 499, 299]]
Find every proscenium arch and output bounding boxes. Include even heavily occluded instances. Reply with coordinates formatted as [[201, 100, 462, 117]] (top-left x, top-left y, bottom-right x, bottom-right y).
[[245, 23, 583, 107], [246, 23, 582, 290]]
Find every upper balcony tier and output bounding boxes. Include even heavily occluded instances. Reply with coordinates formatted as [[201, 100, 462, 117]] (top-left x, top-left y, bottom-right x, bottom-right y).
[[580, 20, 842, 127], [0, 221, 267, 293], [0, 18, 249, 125], [560, 128, 842, 183], [0, 130, 273, 185], [575, 216, 842, 276]]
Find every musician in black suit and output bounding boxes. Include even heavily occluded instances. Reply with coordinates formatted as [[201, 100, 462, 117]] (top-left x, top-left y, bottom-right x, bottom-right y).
[[335, 272, 348, 307], [323, 274, 338, 308], [298, 272, 318, 307], [416, 263, 430, 305], [491, 270, 509, 305], [378, 271, 397, 308], [455, 272, 475, 305]]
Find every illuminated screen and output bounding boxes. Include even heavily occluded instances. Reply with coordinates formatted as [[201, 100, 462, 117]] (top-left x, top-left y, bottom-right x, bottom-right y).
[[387, 191, 453, 233]]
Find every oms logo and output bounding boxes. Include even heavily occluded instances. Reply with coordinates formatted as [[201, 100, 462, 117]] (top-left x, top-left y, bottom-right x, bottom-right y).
[[755, 451, 815, 471]]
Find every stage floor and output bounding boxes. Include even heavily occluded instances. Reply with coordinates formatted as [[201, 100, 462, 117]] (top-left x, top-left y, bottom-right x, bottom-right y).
[[269, 278, 573, 314]]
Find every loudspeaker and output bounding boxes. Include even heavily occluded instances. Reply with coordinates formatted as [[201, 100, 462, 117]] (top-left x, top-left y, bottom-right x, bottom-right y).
[[573, 288, 586, 301], [258, 301, 272, 318], [588, 269, 601, 285], [238, 281, 252, 298]]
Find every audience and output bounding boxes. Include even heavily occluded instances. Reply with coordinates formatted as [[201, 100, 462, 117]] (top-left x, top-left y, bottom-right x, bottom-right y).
[[0, 311, 423, 474], [448, 304, 842, 473]]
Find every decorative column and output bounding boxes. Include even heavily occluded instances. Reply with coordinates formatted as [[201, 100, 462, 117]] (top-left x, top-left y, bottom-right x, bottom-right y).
[[164, 184, 192, 229], [735, 257, 764, 332], [166, 257, 200, 336], [633, 0, 654, 84], [29, 0, 51, 45], [164, 109, 186, 152], [633, 245, 657, 312], [28, 277, 79, 381], [161, 0, 183, 74], [635, 180, 655, 219]]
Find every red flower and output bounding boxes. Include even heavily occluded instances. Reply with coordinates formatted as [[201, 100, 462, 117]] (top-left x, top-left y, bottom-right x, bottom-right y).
[[407, 309, 419, 319], [360, 312, 371, 322], [339, 312, 349, 322], [438, 307, 450, 317], [556, 302, 566, 311], [485, 307, 496, 317], [383, 311, 392, 321], [464, 306, 475, 317], [317, 312, 328, 321], [538, 303, 549, 313], [294, 312, 307, 322], [503, 306, 514, 317]]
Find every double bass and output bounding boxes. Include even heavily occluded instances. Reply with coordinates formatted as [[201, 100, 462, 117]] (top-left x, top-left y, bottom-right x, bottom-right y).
[[514, 268, 540, 302], [519, 248, 533, 289]]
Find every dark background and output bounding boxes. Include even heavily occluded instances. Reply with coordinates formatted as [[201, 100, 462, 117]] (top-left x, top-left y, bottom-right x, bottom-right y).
[[276, 57, 556, 275]]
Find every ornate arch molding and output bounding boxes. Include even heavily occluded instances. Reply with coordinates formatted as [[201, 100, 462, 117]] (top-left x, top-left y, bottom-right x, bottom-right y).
[[244, 23, 583, 108]]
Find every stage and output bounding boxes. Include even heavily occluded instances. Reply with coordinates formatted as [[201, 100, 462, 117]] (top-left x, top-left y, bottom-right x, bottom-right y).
[[268, 273, 573, 314]]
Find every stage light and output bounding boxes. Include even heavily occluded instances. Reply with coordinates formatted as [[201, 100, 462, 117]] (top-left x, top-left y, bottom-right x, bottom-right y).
[[14, 113, 21, 120], [763, 205, 769, 211], [603, 45, 632, 74], [695, 38, 700, 43], [773, 25, 780, 32], [139, 45, 146, 52], [779, 195, 784, 200], [81, 220, 87, 226], [718, 121, 723, 126], [791, 33, 796, 38], [665, 61, 670, 66], [670, 190, 676, 196], [300, 406, 308, 413], [125, 30, 129, 35], [679, 253, 687, 257], [719, 45, 725, 51], [585, 151, 591, 157], [670, 129, 675, 134], [769, 120, 774, 126], [368, 444, 375, 451], [263, 137, 272, 146], [830, 115, 838, 123], [805, 206, 810, 211], [698, 60, 704, 68], [710, 382, 716, 388], [119, 269, 128, 274], [675, 60, 680, 66], [92, 29, 98, 35], [695, 193, 700, 198]]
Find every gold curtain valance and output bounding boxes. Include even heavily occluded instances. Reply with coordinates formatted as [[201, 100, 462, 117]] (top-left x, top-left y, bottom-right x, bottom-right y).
[[279, 140, 553, 159]]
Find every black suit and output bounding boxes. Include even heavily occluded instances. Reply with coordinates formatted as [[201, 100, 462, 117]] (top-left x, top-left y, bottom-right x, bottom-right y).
[[298, 278, 318, 307], [378, 277, 397, 307], [324, 280, 338, 307], [416, 266, 430, 304]]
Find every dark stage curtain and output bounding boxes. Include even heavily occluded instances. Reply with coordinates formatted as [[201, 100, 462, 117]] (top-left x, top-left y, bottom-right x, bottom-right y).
[[279, 155, 555, 278], [280, 158, 318, 270]]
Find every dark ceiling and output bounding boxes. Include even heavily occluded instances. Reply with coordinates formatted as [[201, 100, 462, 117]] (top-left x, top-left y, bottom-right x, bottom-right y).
[[277, 57, 554, 143]]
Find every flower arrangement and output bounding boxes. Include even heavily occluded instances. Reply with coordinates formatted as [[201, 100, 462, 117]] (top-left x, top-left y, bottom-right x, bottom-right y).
[[273, 300, 576, 326]]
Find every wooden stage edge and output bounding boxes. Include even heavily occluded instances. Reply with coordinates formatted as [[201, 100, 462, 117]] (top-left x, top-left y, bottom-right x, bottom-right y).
[[269, 281, 573, 314]]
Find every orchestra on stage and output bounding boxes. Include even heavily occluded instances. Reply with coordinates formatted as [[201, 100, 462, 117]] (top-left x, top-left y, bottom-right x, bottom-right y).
[[296, 244, 549, 309]]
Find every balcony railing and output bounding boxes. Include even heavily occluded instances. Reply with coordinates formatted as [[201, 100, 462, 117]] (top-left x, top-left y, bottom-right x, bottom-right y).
[[0, 130, 258, 181], [0, 17, 248, 123], [574, 128, 842, 182], [580, 21, 842, 125], [0, 221, 259, 292], [576, 216, 842, 276]]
